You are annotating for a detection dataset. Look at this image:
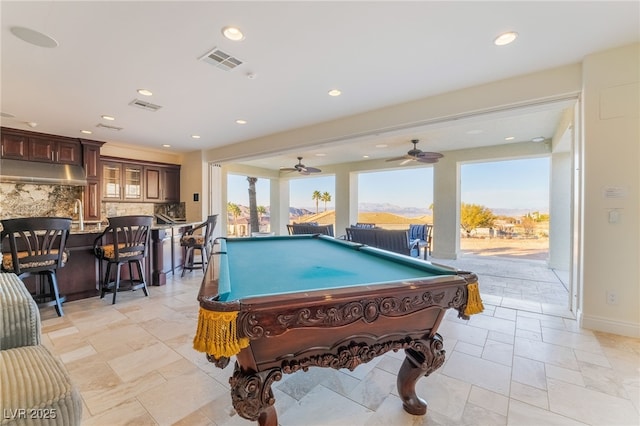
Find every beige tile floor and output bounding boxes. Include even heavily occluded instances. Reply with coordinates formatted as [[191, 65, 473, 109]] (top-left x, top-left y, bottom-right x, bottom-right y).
[[39, 254, 640, 426]]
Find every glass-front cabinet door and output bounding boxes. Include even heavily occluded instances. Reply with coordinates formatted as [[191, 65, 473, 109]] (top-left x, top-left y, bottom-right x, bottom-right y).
[[124, 164, 142, 200], [102, 162, 122, 199], [102, 161, 143, 200]]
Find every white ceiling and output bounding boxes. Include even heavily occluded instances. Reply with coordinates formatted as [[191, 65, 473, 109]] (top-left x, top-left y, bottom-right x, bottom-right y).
[[1, 1, 638, 170]]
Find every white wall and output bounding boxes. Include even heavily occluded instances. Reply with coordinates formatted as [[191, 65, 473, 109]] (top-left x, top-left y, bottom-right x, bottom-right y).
[[101, 142, 182, 164], [171, 44, 638, 337], [181, 150, 207, 223], [580, 43, 640, 337]]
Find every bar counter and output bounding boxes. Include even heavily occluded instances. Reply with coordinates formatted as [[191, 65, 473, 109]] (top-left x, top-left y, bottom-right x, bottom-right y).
[[2, 221, 199, 302]]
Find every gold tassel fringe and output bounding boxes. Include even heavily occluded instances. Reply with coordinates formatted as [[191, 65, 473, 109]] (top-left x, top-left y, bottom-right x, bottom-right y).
[[193, 308, 250, 358], [464, 282, 484, 316]]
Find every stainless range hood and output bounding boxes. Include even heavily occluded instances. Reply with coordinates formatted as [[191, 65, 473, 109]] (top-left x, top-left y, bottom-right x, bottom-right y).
[[0, 158, 87, 186]]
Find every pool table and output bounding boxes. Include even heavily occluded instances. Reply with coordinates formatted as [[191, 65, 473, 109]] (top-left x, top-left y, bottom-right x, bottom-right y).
[[194, 235, 481, 426]]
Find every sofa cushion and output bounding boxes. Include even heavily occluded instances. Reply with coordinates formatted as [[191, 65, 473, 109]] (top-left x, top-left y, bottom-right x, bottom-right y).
[[0, 345, 82, 425], [0, 273, 41, 350]]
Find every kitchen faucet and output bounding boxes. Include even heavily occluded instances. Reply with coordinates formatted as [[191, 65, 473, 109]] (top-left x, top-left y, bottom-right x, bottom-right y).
[[74, 198, 84, 231]]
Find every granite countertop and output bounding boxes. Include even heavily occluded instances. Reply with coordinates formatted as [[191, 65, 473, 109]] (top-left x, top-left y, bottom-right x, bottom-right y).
[[69, 221, 200, 235]]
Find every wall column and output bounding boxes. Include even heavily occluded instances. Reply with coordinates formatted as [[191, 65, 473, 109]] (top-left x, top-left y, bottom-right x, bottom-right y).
[[334, 167, 358, 236], [549, 150, 572, 270], [276, 178, 290, 235], [432, 156, 459, 259]]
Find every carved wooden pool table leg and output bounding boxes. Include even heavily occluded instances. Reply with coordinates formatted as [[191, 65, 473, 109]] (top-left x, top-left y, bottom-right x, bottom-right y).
[[397, 333, 446, 415], [229, 363, 282, 426]]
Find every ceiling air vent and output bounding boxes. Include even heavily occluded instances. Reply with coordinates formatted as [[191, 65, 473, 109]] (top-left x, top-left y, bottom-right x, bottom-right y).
[[129, 98, 162, 111], [199, 47, 243, 71], [96, 123, 123, 131]]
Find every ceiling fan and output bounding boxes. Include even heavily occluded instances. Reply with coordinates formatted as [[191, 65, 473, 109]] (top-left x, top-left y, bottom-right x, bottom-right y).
[[280, 157, 322, 175], [386, 139, 443, 165]]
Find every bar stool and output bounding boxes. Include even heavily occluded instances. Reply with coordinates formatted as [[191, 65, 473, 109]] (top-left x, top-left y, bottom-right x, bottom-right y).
[[181, 214, 217, 276], [93, 215, 152, 304], [1, 217, 72, 317]]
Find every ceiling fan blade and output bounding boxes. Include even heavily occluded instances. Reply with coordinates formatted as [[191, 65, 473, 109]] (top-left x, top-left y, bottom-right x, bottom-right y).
[[385, 155, 411, 162], [280, 167, 297, 172], [400, 158, 414, 165], [416, 157, 440, 164], [417, 151, 444, 159], [304, 166, 322, 173], [299, 169, 310, 175]]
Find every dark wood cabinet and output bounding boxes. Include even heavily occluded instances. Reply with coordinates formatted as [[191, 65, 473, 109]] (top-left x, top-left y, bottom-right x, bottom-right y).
[[144, 165, 180, 202], [29, 137, 79, 164], [1, 128, 81, 165], [144, 167, 162, 201], [163, 167, 181, 202], [150, 224, 190, 285], [102, 158, 180, 203], [1, 132, 29, 159], [81, 140, 102, 179], [80, 139, 104, 221], [28, 136, 81, 165], [101, 160, 143, 201]]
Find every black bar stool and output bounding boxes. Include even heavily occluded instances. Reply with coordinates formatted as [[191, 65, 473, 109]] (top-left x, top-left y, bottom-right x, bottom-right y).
[[93, 215, 153, 304], [1, 217, 72, 317], [181, 214, 218, 276]]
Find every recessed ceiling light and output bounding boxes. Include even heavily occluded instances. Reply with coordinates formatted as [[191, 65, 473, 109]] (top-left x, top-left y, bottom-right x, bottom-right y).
[[363, 155, 370, 158], [235, 119, 247, 124], [328, 89, 342, 97], [531, 136, 545, 143], [494, 31, 518, 46], [10, 26, 58, 48], [375, 144, 388, 148], [222, 26, 245, 41], [137, 89, 153, 96], [315, 153, 326, 157], [80, 130, 92, 134], [191, 135, 201, 139], [162, 144, 171, 148], [505, 136, 515, 141], [101, 115, 115, 121]]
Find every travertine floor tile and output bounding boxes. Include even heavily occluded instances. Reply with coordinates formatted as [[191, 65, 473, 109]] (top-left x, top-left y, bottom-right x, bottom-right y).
[[33, 256, 638, 426]]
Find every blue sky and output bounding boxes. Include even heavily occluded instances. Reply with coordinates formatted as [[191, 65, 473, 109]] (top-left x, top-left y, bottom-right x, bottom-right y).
[[227, 157, 550, 211]]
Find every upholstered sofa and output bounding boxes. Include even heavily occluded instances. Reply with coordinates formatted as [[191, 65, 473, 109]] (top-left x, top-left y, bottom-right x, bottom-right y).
[[0, 273, 82, 425]]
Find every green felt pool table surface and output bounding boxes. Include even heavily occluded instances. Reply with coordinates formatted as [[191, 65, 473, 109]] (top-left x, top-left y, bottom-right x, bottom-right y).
[[217, 235, 455, 301]]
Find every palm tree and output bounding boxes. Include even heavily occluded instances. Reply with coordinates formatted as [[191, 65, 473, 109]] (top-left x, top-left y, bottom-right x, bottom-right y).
[[227, 202, 241, 236], [257, 205, 267, 231], [320, 191, 332, 212], [247, 177, 259, 233], [311, 190, 321, 214]]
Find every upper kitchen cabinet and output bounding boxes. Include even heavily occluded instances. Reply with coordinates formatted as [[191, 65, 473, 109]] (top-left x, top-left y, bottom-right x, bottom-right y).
[[1, 132, 28, 160], [80, 139, 105, 221], [102, 157, 180, 203], [1, 128, 81, 165], [144, 165, 181, 202], [80, 139, 104, 180], [102, 160, 143, 201], [29, 137, 81, 165]]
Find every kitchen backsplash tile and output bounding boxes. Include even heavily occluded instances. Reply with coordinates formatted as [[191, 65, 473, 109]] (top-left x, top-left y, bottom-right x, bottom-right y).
[[1, 183, 184, 223], [0, 183, 82, 220]]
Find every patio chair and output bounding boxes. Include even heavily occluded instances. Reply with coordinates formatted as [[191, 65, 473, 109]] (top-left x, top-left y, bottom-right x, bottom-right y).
[[409, 224, 433, 259], [287, 223, 334, 237]]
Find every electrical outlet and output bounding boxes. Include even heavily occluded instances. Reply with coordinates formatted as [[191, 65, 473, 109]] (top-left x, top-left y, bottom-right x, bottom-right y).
[[606, 290, 618, 305]]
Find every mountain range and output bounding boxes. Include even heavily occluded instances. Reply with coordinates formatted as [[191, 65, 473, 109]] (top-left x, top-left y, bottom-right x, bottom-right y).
[[231, 203, 547, 218]]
